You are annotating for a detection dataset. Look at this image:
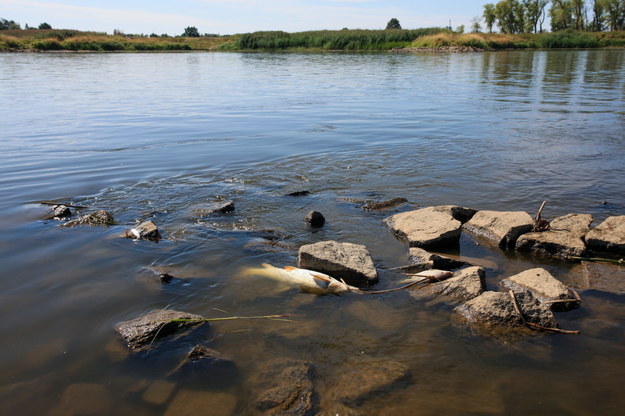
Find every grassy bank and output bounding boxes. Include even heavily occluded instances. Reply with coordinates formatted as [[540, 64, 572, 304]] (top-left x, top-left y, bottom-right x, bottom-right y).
[[216, 28, 447, 51], [0, 29, 231, 51], [410, 31, 625, 50], [2, 28, 624, 52]]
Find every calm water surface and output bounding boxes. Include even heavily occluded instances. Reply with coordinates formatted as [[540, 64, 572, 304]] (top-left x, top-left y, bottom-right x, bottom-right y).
[[1, 50, 625, 415]]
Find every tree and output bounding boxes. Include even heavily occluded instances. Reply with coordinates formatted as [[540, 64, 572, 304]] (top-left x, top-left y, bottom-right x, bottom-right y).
[[590, 0, 606, 31], [38, 22, 52, 29], [495, 0, 525, 33], [550, 0, 574, 30], [571, 0, 587, 30], [483, 3, 497, 32], [385, 18, 402, 29], [471, 16, 483, 32], [0, 18, 21, 30], [182, 26, 200, 37], [603, 0, 625, 31], [523, 0, 550, 33]]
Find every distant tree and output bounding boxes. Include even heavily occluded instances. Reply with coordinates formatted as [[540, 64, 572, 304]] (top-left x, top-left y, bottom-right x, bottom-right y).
[[523, 1, 549, 33], [456, 24, 466, 33], [603, 0, 625, 31], [571, 0, 587, 29], [471, 16, 483, 32], [550, 0, 574, 31], [495, 0, 525, 33], [113, 28, 124, 36], [1, 18, 21, 30], [385, 18, 402, 29], [483, 3, 497, 32], [590, 0, 606, 31], [38, 22, 52, 29], [183, 26, 200, 37]]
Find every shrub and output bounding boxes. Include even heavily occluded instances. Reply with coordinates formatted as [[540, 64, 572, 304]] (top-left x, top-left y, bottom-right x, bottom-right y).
[[32, 38, 63, 50], [537, 31, 599, 48]]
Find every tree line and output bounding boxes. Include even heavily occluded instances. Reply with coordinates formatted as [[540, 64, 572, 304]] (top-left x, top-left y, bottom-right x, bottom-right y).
[[480, 0, 625, 34]]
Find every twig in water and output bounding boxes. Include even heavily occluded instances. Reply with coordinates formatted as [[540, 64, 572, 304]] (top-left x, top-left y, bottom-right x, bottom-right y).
[[508, 290, 580, 335], [362, 277, 430, 295], [36, 200, 88, 209], [532, 200, 550, 232], [568, 256, 625, 265]]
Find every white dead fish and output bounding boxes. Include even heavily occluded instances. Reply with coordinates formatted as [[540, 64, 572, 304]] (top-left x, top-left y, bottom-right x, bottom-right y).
[[242, 263, 360, 295], [399, 269, 454, 284]]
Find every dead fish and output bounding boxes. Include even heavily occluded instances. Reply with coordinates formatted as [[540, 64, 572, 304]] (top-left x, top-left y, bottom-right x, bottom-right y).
[[399, 269, 454, 284], [242, 263, 360, 295]]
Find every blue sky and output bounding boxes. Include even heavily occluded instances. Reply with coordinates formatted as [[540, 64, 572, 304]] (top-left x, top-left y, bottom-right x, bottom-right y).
[[0, 0, 488, 35]]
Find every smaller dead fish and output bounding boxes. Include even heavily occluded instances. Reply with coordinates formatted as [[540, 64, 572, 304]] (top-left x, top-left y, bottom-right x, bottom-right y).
[[242, 263, 360, 295], [400, 269, 454, 284]]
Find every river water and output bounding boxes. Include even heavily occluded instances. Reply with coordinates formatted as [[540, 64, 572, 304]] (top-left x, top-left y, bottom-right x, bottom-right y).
[[1, 50, 624, 415]]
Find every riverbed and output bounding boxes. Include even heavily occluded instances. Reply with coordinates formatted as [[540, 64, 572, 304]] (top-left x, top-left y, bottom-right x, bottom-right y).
[[1, 50, 624, 415]]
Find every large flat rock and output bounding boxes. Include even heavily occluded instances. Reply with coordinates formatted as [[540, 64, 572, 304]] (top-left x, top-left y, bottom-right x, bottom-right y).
[[298, 240, 378, 286], [455, 290, 557, 329], [516, 214, 592, 258], [115, 309, 206, 351], [585, 216, 625, 255], [501, 268, 577, 311], [463, 210, 533, 249], [384, 207, 462, 249], [431, 266, 486, 301]]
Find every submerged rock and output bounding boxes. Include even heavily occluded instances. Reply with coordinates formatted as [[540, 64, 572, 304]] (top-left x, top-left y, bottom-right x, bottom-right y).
[[194, 200, 235, 217], [164, 391, 238, 416], [285, 190, 310, 197], [501, 268, 578, 311], [408, 247, 468, 270], [63, 210, 115, 227], [334, 360, 410, 406], [585, 215, 625, 255], [572, 261, 625, 295], [169, 344, 236, 380], [305, 210, 325, 227], [362, 197, 408, 211], [384, 206, 462, 249], [124, 220, 162, 241], [252, 360, 315, 416], [43, 204, 72, 220], [431, 266, 486, 301], [298, 240, 378, 286], [463, 210, 533, 249], [455, 290, 557, 329], [516, 214, 592, 258], [114, 309, 206, 351]]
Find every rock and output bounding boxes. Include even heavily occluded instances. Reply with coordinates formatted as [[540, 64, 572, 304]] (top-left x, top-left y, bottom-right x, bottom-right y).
[[285, 190, 310, 197], [194, 201, 235, 216], [408, 247, 467, 270], [431, 266, 486, 301], [501, 268, 578, 311], [170, 344, 236, 379], [384, 207, 462, 249], [142, 380, 176, 406], [124, 220, 161, 241], [252, 360, 315, 416], [431, 205, 477, 224], [463, 210, 533, 249], [298, 240, 378, 286], [455, 290, 557, 329], [585, 216, 625, 255], [49, 383, 113, 416], [114, 309, 206, 351], [63, 210, 115, 227], [573, 261, 625, 295], [164, 390, 237, 416], [334, 360, 409, 406], [159, 272, 176, 284], [362, 197, 408, 211], [305, 210, 325, 227], [516, 214, 592, 258]]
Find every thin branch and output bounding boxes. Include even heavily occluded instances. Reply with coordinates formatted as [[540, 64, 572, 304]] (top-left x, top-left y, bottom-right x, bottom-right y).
[[568, 256, 625, 265], [508, 290, 580, 335]]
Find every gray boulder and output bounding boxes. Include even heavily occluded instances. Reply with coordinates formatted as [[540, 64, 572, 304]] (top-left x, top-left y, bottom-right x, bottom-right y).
[[63, 210, 115, 227], [252, 360, 315, 416], [408, 247, 468, 270], [124, 220, 162, 241], [362, 197, 408, 211], [431, 266, 486, 301], [455, 290, 557, 329], [516, 214, 592, 258], [501, 268, 578, 311], [114, 309, 206, 351], [463, 210, 533, 249], [298, 240, 378, 286], [384, 207, 462, 249], [585, 215, 625, 255]]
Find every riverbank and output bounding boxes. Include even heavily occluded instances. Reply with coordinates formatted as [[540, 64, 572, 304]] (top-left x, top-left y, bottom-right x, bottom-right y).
[[2, 28, 625, 52]]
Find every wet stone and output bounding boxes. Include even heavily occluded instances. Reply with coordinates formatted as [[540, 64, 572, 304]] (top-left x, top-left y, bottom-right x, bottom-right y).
[[334, 360, 410, 407], [49, 383, 113, 416], [585, 215, 625, 255], [431, 266, 486, 301], [408, 247, 468, 270], [572, 261, 625, 295], [251, 360, 315, 416], [463, 210, 533, 249], [305, 210, 325, 227], [170, 344, 236, 380], [194, 201, 235, 216], [63, 210, 115, 227], [164, 390, 238, 416], [114, 309, 206, 351], [384, 206, 462, 249], [362, 197, 408, 211], [124, 220, 161, 241], [141, 379, 176, 406], [285, 190, 310, 197], [298, 240, 378, 286], [501, 268, 578, 311], [455, 290, 557, 329]]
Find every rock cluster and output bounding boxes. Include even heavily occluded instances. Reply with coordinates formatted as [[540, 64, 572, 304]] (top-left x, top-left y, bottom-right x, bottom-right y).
[[63, 210, 116, 226]]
